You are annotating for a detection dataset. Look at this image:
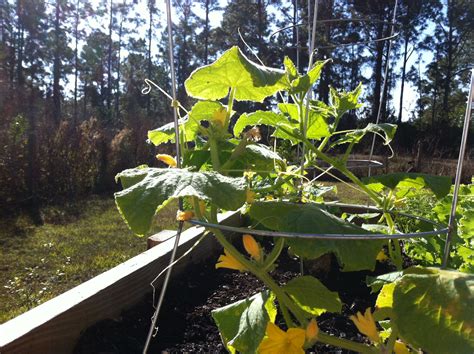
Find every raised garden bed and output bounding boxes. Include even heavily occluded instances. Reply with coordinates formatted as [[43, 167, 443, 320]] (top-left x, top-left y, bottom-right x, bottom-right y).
[[0, 212, 238, 354]]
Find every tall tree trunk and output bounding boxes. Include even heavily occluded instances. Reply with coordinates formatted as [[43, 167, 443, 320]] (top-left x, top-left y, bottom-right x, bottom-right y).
[[52, 0, 61, 124], [318, 0, 333, 103], [16, 1, 24, 87], [106, 0, 113, 116], [371, 21, 385, 122], [73, 0, 79, 124], [115, 15, 123, 122], [397, 34, 410, 124], [292, 0, 298, 69], [147, 1, 153, 116], [257, 0, 264, 56], [204, 0, 209, 64], [442, 0, 453, 117]]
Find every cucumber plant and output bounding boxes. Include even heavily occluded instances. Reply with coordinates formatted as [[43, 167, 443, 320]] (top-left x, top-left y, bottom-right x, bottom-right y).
[[115, 47, 473, 353]]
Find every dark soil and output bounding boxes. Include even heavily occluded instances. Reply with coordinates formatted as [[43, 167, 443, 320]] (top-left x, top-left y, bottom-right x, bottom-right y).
[[74, 249, 396, 354]]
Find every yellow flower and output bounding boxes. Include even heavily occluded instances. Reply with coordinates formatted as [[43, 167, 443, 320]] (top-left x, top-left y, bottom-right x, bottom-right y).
[[305, 318, 319, 342], [212, 107, 227, 127], [243, 234, 261, 261], [350, 308, 380, 343], [376, 250, 389, 262], [215, 249, 247, 271], [246, 190, 256, 203], [259, 322, 305, 354], [394, 340, 410, 354], [156, 154, 177, 167], [176, 210, 194, 221], [244, 170, 256, 179]]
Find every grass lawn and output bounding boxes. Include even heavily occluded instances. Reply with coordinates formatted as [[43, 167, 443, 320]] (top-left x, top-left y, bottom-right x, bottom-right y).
[[0, 196, 177, 323]]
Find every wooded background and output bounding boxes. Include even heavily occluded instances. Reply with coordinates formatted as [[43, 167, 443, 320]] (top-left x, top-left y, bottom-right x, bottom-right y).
[[0, 0, 472, 214]]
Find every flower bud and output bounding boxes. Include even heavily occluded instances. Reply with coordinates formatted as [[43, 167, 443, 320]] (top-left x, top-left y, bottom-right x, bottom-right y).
[[306, 318, 319, 341], [156, 154, 177, 167], [176, 210, 194, 221], [243, 234, 261, 261]]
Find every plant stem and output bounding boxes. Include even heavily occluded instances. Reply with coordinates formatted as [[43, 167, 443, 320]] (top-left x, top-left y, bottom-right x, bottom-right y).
[[262, 237, 285, 271], [254, 175, 293, 193], [384, 323, 399, 353], [224, 87, 236, 129], [318, 332, 379, 354], [209, 138, 221, 171], [220, 138, 249, 172]]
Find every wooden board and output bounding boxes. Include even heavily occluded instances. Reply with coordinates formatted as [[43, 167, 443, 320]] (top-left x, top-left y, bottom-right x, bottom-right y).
[[0, 211, 242, 354]]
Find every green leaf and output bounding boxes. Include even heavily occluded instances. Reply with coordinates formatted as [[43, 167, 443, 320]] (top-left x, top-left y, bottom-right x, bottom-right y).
[[233, 111, 298, 144], [248, 201, 384, 271], [363, 173, 452, 199], [367, 267, 436, 293], [283, 275, 342, 316], [329, 83, 363, 118], [148, 101, 227, 146], [185, 46, 286, 102], [212, 291, 275, 354], [115, 168, 246, 235], [391, 269, 474, 354], [240, 144, 283, 171], [283, 56, 298, 81], [289, 59, 330, 94], [278, 103, 330, 140], [460, 209, 474, 239], [189, 100, 225, 122], [147, 120, 178, 146], [374, 282, 395, 320]]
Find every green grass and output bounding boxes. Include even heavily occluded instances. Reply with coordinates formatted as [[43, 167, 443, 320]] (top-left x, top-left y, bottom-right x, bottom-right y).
[[0, 196, 177, 323], [320, 181, 372, 205]]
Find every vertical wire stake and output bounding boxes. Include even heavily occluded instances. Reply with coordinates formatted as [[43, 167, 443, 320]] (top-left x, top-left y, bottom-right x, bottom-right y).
[[442, 68, 474, 268], [367, 0, 399, 179], [299, 0, 319, 198], [143, 0, 182, 352]]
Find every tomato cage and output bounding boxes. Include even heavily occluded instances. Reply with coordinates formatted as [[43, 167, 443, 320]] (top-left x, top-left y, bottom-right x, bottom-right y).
[[141, 0, 474, 353]]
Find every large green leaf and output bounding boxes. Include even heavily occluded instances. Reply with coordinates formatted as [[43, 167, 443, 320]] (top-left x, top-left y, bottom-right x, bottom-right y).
[[248, 201, 384, 271], [390, 268, 474, 354], [363, 173, 451, 199], [115, 168, 246, 235], [212, 291, 276, 354], [283, 275, 342, 316], [185, 46, 286, 102]]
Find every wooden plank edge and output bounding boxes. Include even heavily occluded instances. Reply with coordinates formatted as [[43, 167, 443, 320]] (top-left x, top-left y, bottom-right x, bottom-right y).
[[0, 211, 242, 354], [147, 229, 177, 249]]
